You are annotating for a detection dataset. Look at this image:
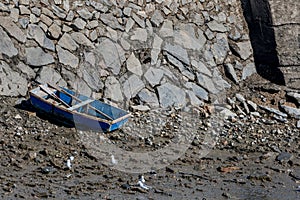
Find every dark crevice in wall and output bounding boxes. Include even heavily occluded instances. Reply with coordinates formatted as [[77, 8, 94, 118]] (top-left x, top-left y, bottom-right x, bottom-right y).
[[240, 0, 286, 85]]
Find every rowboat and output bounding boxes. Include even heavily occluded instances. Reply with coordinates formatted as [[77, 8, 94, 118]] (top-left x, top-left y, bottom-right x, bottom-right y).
[[29, 83, 131, 132]]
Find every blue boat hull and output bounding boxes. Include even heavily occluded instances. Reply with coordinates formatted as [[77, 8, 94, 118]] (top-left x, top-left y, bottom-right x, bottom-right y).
[[29, 85, 130, 132]]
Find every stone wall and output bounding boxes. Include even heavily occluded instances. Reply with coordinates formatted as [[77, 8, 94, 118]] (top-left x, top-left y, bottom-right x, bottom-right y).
[[0, 0, 255, 108]]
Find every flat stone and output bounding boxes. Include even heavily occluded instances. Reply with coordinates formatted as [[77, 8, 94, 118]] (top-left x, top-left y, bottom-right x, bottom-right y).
[[126, 53, 143, 76], [105, 76, 123, 102], [207, 20, 227, 32], [87, 20, 99, 29], [220, 108, 237, 119], [78, 64, 104, 91], [191, 60, 212, 77], [125, 17, 135, 33], [276, 152, 293, 162], [10, 8, 19, 22], [144, 67, 164, 87], [17, 62, 35, 79], [247, 100, 258, 111], [151, 34, 163, 65], [97, 38, 126, 75], [166, 53, 195, 80], [157, 82, 186, 108], [212, 68, 231, 92], [58, 33, 78, 51], [159, 20, 173, 37], [297, 120, 300, 128], [174, 23, 206, 51], [163, 43, 190, 65], [40, 14, 53, 26], [186, 91, 204, 107], [224, 63, 239, 83], [71, 32, 94, 47], [57, 45, 79, 68], [150, 10, 164, 27], [131, 28, 148, 42], [36, 66, 67, 86], [242, 63, 256, 80], [73, 18, 86, 30], [185, 82, 209, 101], [27, 24, 55, 51], [280, 105, 300, 119], [259, 105, 288, 118], [0, 61, 28, 97], [0, 2, 9, 12], [31, 7, 41, 16], [235, 41, 253, 60], [211, 34, 229, 64], [0, 26, 18, 57], [0, 17, 26, 43], [100, 13, 124, 31], [132, 13, 145, 28], [138, 88, 159, 107], [235, 93, 246, 102], [25, 47, 54, 67], [123, 74, 145, 99], [20, 5, 31, 15], [48, 23, 62, 39], [52, 5, 66, 19], [123, 7, 132, 16], [66, 10, 74, 21], [131, 105, 150, 112], [196, 73, 218, 94], [77, 8, 93, 20]]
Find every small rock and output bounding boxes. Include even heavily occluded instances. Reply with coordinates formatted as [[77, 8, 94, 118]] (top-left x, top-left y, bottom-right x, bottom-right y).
[[280, 105, 300, 119], [77, 8, 93, 20], [259, 105, 288, 118], [224, 63, 239, 83], [211, 34, 229, 64], [25, 47, 54, 67], [71, 32, 94, 47], [126, 53, 143, 76], [242, 63, 256, 80], [297, 120, 300, 128], [131, 105, 150, 112], [105, 76, 123, 102], [163, 43, 190, 65], [159, 20, 173, 37], [234, 41, 253, 60], [207, 20, 227, 32], [73, 17, 86, 30], [123, 74, 145, 99], [287, 92, 300, 105], [276, 152, 293, 163], [138, 89, 159, 107], [58, 33, 78, 51], [235, 93, 245, 102], [157, 82, 186, 108], [57, 45, 79, 68], [0, 17, 26, 43], [0, 27, 18, 57], [151, 10, 164, 27], [247, 100, 257, 111], [131, 28, 148, 42], [144, 67, 164, 87]]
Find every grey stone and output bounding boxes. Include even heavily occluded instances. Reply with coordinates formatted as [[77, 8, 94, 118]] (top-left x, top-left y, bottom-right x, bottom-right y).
[[0, 2, 9, 12], [132, 13, 145, 28], [186, 91, 204, 107], [276, 152, 293, 162], [20, 5, 31, 15], [0, 17, 26, 43], [123, 7, 132, 16], [100, 13, 124, 31], [123, 74, 145, 99], [30, 14, 40, 23], [48, 23, 62, 39], [211, 34, 229, 64], [71, 32, 94, 47], [25, 47, 54, 67], [77, 8, 93, 20], [40, 14, 53, 26], [57, 45, 79, 68], [207, 20, 227, 32], [196, 73, 218, 94], [220, 108, 237, 119], [185, 82, 209, 101], [297, 120, 300, 128], [166, 53, 195, 80], [125, 18, 135, 33], [73, 18, 86, 30], [157, 82, 186, 108], [247, 100, 257, 111], [17, 62, 35, 79], [126, 53, 143, 76], [191, 60, 212, 77], [27, 24, 55, 51], [242, 63, 256, 80], [87, 20, 99, 29], [58, 33, 79, 51], [90, 1, 108, 12], [36, 66, 67, 86], [174, 24, 206, 51], [97, 38, 126, 75], [280, 105, 300, 119], [259, 105, 288, 118], [159, 20, 173, 37], [0, 61, 28, 96], [144, 67, 164, 87], [235, 41, 252, 60], [287, 92, 300, 105], [150, 10, 164, 27], [151, 34, 163, 65], [138, 88, 159, 107], [31, 7, 41, 16], [235, 93, 245, 102], [41, 7, 54, 18], [19, 18, 29, 29], [105, 76, 123, 102], [212, 68, 231, 92], [224, 63, 239, 83], [131, 105, 150, 112], [78, 64, 104, 91], [66, 10, 74, 21], [52, 5, 66, 19], [163, 43, 190, 65], [131, 28, 148, 42], [0, 27, 18, 57]]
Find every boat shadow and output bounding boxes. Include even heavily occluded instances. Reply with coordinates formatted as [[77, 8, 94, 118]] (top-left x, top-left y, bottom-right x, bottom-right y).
[[15, 98, 75, 128]]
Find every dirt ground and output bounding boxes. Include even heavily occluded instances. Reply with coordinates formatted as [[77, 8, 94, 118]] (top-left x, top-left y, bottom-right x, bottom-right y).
[[0, 76, 300, 200]]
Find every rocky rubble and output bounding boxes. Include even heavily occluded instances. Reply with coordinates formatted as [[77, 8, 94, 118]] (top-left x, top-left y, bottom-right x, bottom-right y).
[[0, 0, 255, 110]]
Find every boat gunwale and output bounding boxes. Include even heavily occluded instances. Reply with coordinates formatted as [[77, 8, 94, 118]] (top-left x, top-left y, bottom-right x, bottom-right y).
[[29, 86, 131, 126]]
